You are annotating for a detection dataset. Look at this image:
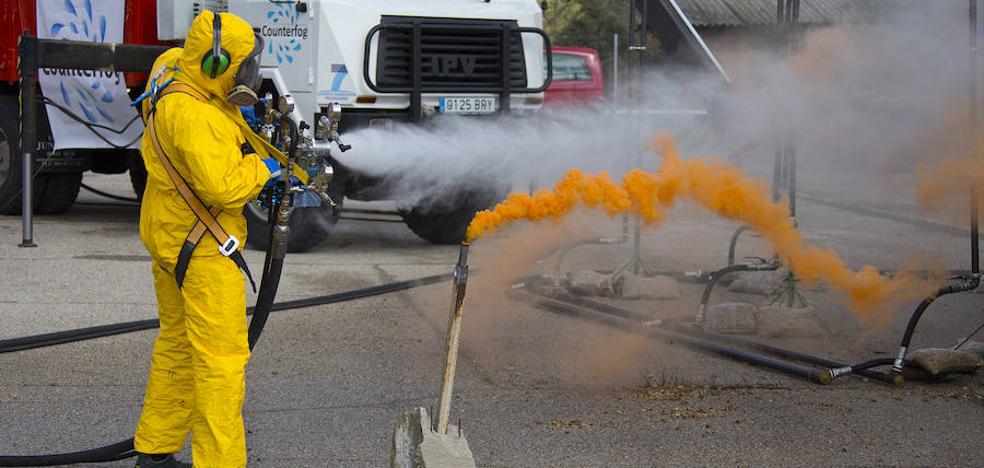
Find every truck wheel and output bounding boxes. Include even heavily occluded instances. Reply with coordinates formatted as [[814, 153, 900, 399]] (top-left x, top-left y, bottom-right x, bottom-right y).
[[399, 188, 505, 245], [0, 95, 26, 215], [244, 198, 342, 253], [127, 153, 148, 201], [34, 171, 82, 214]]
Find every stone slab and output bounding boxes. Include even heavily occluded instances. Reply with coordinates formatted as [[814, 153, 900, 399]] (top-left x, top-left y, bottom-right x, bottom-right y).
[[703, 302, 758, 335], [756, 304, 825, 338], [566, 270, 616, 297], [617, 274, 682, 300]]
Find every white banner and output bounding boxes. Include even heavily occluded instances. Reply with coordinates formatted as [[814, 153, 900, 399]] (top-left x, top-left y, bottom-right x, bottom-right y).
[[37, 0, 143, 150]]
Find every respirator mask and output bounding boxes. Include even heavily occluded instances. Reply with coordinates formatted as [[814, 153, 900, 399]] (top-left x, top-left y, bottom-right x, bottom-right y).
[[227, 32, 264, 107]]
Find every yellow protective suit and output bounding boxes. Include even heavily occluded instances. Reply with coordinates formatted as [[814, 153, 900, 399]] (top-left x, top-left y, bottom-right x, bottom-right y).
[[134, 11, 269, 467]]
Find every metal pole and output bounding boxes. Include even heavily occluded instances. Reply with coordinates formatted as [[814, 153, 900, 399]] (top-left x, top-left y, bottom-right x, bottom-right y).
[[436, 243, 470, 434], [970, 0, 980, 274], [18, 33, 37, 248], [613, 33, 619, 108]]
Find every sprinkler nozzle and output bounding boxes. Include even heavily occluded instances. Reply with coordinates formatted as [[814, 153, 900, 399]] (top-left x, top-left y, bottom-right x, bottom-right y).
[[453, 242, 470, 285]]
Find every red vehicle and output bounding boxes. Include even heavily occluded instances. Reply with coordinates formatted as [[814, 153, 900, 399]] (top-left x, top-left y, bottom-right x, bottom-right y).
[[0, 0, 163, 215], [544, 47, 604, 108]]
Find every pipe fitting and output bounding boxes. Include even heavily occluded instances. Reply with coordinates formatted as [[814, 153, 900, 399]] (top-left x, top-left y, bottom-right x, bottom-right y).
[[830, 366, 854, 379], [892, 346, 908, 373]]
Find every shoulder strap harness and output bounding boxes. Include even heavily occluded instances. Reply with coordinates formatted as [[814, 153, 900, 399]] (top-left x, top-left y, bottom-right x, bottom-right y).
[[146, 82, 256, 292]]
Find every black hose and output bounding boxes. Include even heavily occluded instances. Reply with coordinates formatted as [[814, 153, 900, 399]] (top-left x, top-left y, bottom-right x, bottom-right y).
[[40, 96, 143, 149], [80, 183, 140, 204], [893, 276, 980, 372], [727, 226, 751, 266], [247, 255, 284, 350], [0, 440, 136, 467], [247, 114, 300, 350], [848, 358, 895, 372], [0, 272, 452, 355], [696, 262, 779, 322]]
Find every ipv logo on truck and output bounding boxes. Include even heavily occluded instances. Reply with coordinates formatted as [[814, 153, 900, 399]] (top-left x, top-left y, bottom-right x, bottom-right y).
[[427, 56, 477, 78], [263, 4, 308, 64]]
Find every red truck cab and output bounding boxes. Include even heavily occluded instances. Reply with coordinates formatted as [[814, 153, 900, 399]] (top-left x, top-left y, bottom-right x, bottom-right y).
[[544, 47, 604, 108]]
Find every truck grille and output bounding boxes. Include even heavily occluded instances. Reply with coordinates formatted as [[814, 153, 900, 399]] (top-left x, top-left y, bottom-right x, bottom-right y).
[[376, 16, 528, 91]]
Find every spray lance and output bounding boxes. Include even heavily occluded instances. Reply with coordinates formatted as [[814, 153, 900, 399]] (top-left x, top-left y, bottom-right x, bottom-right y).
[[247, 95, 349, 349]]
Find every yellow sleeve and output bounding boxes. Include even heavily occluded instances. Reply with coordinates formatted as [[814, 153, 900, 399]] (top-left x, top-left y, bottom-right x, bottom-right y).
[[163, 98, 271, 209]]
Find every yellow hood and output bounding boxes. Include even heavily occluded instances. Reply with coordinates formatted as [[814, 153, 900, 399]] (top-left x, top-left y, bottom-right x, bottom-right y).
[[176, 10, 257, 101]]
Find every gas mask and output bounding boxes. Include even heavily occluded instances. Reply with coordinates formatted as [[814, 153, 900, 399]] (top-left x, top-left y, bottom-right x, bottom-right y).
[[227, 33, 264, 107]]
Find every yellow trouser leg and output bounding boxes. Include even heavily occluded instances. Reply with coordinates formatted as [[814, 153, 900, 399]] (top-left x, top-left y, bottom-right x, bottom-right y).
[[183, 257, 250, 468], [135, 262, 195, 454]]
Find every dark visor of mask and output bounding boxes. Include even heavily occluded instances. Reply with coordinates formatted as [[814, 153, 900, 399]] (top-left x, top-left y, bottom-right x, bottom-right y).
[[234, 32, 264, 92]]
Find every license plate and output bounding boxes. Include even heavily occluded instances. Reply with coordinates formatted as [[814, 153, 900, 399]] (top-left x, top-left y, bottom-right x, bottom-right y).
[[439, 96, 497, 114]]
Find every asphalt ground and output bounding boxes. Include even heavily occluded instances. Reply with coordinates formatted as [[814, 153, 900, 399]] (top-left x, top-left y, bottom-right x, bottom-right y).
[[1, 173, 982, 467]]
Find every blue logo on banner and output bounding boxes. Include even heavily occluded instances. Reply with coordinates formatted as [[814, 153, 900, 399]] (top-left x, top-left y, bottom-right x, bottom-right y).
[[47, 0, 117, 124], [264, 4, 305, 64]]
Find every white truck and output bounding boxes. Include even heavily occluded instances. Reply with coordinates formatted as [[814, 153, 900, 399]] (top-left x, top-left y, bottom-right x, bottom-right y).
[[157, 0, 552, 250]]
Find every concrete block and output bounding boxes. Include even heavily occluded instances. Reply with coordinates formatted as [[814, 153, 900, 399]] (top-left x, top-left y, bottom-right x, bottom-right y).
[[907, 348, 983, 377], [617, 274, 681, 300], [756, 304, 825, 338], [566, 270, 615, 297], [703, 302, 757, 335], [728, 271, 785, 296], [392, 407, 476, 468]]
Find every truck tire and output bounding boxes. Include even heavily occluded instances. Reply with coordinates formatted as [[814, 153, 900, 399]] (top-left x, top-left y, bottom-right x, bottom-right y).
[[34, 171, 82, 214], [399, 188, 505, 245], [243, 188, 343, 253], [0, 95, 28, 215], [127, 153, 148, 201]]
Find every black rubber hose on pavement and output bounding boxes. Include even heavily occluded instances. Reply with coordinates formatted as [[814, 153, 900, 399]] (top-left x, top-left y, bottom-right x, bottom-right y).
[[0, 272, 452, 355], [0, 440, 138, 467]]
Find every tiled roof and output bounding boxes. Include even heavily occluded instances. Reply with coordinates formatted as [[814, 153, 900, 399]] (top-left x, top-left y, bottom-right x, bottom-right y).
[[675, 0, 889, 27]]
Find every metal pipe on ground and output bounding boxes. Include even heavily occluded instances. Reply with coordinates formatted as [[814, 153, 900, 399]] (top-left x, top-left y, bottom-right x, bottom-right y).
[[666, 326, 902, 385], [515, 288, 908, 386], [511, 288, 832, 385]]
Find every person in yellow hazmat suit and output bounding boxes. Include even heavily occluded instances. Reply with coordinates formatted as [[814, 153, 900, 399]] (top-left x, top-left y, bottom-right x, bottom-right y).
[[132, 10, 284, 468]]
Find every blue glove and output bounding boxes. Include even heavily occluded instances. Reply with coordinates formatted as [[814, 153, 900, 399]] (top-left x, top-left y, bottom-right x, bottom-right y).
[[262, 158, 282, 189], [240, 106, 261, 131]]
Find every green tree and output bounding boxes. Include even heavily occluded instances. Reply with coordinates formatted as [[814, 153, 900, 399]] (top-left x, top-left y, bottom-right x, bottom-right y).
[[544, 0, 629, 69]]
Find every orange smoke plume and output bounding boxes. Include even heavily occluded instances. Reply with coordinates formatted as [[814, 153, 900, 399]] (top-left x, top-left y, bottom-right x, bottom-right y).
[[467, 134, 936, 315], [917, 154, 984, 211]]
